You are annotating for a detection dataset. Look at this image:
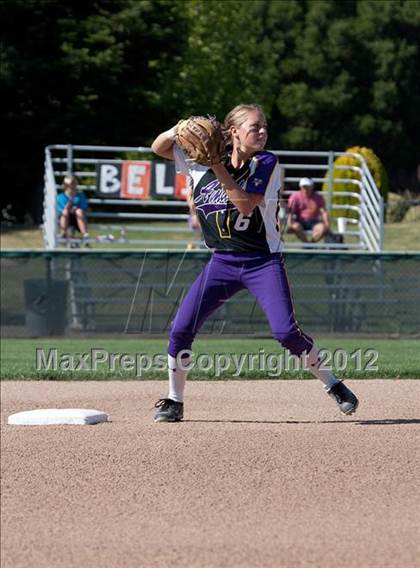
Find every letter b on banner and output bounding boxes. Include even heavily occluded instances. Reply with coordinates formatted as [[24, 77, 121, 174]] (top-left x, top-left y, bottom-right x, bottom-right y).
[[96, 163, 122, 197]]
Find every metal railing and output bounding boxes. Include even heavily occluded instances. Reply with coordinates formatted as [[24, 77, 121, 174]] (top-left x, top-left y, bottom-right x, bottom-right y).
[[272, 150, 384, 252], [43, 145, 384, 251], [43, 147, 58, 250]]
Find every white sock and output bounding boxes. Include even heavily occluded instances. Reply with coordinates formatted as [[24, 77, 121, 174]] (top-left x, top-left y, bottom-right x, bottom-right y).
[[167, 354, 191, 403], [304, 345, 340, 390]]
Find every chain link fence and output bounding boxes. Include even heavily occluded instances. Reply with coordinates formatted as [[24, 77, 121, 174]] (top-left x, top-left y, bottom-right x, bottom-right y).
[[1, 251, 419, 337]]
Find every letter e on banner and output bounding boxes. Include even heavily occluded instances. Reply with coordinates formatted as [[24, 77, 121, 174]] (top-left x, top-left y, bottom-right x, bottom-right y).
[[121, 161, 151, 199], [174, 173, 188, 200]]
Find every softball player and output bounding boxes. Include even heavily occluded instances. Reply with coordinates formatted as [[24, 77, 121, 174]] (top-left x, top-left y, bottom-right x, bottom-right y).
[[151, 104, 358, 422]]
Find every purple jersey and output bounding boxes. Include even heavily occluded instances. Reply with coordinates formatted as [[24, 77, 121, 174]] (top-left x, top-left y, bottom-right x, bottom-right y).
[[174, 146, 282, 253]]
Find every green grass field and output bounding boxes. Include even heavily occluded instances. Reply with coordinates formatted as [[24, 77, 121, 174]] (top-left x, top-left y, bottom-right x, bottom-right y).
[[1, 337, 419, 380]]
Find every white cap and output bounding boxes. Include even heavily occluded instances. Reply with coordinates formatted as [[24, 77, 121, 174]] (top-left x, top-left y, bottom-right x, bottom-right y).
[[299, 177, 314, 187]]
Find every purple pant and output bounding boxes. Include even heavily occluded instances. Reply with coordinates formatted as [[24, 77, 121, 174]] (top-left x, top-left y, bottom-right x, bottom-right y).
[[168, 252, 313, 357]]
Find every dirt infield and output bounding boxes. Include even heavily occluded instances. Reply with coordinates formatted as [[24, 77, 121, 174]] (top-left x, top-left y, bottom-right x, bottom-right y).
[[1, 380, 420, 568]]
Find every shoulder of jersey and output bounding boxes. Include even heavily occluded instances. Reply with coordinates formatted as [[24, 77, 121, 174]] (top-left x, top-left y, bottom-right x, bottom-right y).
[[254, 150, 278, 166]]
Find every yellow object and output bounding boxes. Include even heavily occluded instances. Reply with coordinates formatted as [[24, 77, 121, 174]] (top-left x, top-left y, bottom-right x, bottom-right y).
[[322, 146, 389, 219]]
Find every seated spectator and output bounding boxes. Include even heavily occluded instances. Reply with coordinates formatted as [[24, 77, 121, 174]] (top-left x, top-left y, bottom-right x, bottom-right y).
[[287, 177, 330, 243], [57, 176, 89, 241]]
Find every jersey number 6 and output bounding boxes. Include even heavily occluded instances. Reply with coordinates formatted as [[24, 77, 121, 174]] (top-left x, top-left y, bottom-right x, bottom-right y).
[[234, 214, 251, 231]]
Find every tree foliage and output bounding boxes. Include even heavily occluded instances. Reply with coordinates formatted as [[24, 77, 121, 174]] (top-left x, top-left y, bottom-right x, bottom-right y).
[[1, 0, 419, 221], [159, 0, 278, 118], [0, 0, 189, 220]]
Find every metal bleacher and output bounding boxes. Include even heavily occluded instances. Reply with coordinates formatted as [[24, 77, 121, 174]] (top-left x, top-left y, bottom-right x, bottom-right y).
[[43, 144, 384, 252]]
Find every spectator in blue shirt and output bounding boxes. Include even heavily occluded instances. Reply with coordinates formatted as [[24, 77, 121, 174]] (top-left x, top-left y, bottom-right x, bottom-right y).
[[57, 176, 89, 239]]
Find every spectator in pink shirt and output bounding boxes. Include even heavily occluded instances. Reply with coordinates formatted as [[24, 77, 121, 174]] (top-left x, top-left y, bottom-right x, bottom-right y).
[[287, 177, 330, 242]]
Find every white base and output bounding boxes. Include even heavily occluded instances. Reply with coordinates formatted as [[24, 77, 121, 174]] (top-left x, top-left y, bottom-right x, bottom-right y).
[[7, 408, 109, 426]]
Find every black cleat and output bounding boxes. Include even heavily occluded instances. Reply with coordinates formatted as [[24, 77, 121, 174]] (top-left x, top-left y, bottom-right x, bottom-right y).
[[154, 398, 184, 422], [327, 381, 359, 415]]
